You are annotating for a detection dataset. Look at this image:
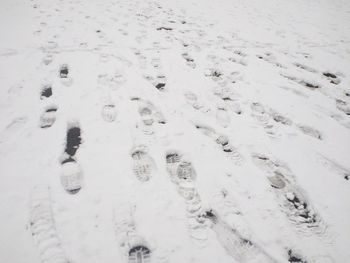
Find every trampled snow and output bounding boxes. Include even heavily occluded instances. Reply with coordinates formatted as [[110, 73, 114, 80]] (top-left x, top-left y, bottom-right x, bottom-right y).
[[0, 0, 350, 262]]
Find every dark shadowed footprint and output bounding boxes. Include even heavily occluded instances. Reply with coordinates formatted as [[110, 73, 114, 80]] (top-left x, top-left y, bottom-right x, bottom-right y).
[[60, 122, 83, 194], [323, 72, 340, 85], [129, 245, 151, 263], [284, 191, 320, 229], [59, 64, 73, 86], [40, 84, 52, 99], [59, 64, 69, 78], [287, 249, 307, 263], [65, 123, 82, 157], [131, 146, 156, 182], [40, 105, 57, 128], [155, 75, 166, 91], [165, 150, 207, 242]]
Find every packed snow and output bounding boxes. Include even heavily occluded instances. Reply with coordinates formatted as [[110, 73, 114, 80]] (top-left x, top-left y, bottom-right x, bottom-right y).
[[0, 0, 350, 262]]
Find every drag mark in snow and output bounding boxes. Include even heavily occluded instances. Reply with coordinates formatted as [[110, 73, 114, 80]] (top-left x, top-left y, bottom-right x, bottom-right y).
[[203, 210, 276, 262], [64, 123, 82, 157], [29, 187, 69, 263], [280, 74, 321, 90]]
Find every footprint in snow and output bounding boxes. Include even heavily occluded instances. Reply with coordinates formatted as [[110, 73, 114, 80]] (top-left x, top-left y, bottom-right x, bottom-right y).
[[113, 204, 152, 263], [216, 105, 231, 128], [132, 97, 166, 125], [182, 52, 196, 68], [101, 104, 117, 122], [60, 122, 83, 194], [60, 157, 83, 194], [336, 99, 350, 116], [59, 64, 73, 86], [131, 145, 156, 182], [40, 84, 52, 99], [165, 151, 207, 242], [29, 186, 69, 262], [251, 153, 326, 234], [323, 72, 341, 85], [129, 245, 151, 263], [195, 123, 243, 165], [39, 105, 57, 129]]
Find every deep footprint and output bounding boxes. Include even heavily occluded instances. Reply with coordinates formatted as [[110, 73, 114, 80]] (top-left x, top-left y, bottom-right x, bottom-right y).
[[65, 124, 82, 156], [59, 64, 69, 78], [40, 84, 52, 99], [287, 249, 307, 263], [128, 245, 151, 263]]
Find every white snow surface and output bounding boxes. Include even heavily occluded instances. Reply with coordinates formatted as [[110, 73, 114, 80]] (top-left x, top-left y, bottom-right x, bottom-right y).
[[1, 0, 350, 262]]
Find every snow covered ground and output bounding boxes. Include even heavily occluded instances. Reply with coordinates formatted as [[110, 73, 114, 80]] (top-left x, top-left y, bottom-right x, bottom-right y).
[[1, 0, 350, 262]]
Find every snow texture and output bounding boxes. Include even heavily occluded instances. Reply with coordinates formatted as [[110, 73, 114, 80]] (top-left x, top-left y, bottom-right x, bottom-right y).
[[0, 0, 350, 262]]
